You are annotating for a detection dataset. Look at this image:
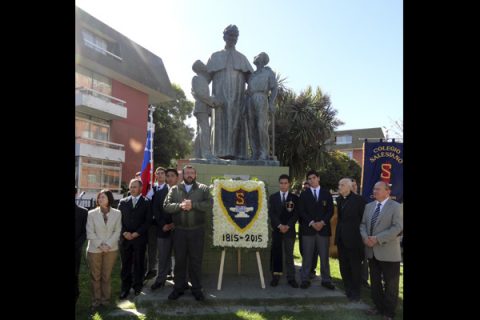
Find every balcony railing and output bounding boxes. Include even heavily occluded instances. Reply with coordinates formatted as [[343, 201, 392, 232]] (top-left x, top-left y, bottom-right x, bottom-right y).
[[75, 136, 125, 151], [84, 39, 123, 61], [76, 87, 126, 107]]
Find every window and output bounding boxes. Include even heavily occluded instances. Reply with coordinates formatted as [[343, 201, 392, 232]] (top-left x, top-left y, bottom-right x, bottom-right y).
[[75, 65, 92, 89], [75, 65, 112, 98], [92, 72, 112, 96], [75, 117, 110, 141], [82, 29, 108, 54], [336, 135, 352, 145], [343, 151, 353, 159], [81, 28, 121, 60], [77, 156, 122, 192]]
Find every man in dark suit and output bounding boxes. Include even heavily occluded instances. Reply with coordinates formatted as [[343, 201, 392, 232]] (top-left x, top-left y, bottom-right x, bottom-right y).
[[298, 180, 318, 279], [298, 170, 335, 290], [335, 178, 366, 301], [150, 167, 174, 291], [117, 179, 152, 299], [360, 181, 403, 320], [165, 168, 179, 280], [144, 167, 167, 280], [268, 174, 299, 288], [75, 186, 88, 305]]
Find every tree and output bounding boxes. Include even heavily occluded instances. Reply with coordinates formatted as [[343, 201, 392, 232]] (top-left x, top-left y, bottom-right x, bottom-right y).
[[152, 84, 194, 167], [273, 84, 344, 180], [318, 151, 362, 192], [388, 118, 403, 142]]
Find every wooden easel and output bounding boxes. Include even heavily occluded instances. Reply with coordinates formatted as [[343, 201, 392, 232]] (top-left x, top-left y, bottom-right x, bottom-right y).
[[217, 248, 266, 290]]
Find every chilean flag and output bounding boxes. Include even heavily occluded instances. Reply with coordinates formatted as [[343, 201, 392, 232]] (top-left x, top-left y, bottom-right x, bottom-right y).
[[139, 127, 153, 196]]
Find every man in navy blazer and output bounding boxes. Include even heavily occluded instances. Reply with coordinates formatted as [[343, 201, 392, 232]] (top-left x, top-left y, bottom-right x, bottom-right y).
[[268, 174, 299, 288], [117, 179, 152, 299], [298, 170, 335, 290], [150, 167, 175, 291]]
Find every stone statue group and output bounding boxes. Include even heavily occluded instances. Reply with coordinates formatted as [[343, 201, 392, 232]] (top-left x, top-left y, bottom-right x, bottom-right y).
[[192, 24, 278, 161]]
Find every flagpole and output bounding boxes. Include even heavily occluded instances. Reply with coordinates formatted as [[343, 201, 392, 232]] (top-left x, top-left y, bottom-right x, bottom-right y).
[[148, 105, 156, 189]]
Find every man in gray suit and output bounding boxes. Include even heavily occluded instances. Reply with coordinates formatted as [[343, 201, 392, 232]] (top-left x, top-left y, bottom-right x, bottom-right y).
[[360, 181, 403, 320]]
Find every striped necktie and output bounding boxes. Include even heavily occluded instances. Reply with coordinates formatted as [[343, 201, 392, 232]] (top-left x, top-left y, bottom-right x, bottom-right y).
[[370, 203, 382, 235]]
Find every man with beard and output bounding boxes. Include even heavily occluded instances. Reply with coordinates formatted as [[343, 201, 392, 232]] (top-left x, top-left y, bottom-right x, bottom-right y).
[[164, 165, 212, 301]]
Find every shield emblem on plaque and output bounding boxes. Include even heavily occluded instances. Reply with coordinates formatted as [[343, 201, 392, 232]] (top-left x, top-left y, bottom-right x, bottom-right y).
[[219, 187, 261, 232]]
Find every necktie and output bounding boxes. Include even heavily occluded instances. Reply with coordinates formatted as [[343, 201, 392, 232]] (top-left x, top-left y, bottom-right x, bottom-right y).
[[103, 212, 108, 224], [370, 203, 382, 235], [282, 192, 286, 203], [313, 189, 318, 202], [132, 197, 137, 208]]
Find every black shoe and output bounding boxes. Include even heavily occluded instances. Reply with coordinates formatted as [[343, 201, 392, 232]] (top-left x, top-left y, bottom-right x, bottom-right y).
[[348, 296, 360, 302], [168, 290, 184, 300], [145, 270, 157, 280], [309, 272, 316, 280], [300, 281, 310, 289], [270, 276, 280, 287], [362, 280, 370, 288], [288, 280, 299, 288], [151, 282, 164, 291], [166, 274, 174, 281], [119, 290, 129, 299], [184, 283, 192, 291], [192, 291, 205, 301], [321, 282, 335, 290], [134, 289, 142, 296]]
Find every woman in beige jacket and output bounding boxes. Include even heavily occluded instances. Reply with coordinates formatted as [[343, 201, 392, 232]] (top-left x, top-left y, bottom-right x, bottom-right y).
[[86, 189, 121, 309]]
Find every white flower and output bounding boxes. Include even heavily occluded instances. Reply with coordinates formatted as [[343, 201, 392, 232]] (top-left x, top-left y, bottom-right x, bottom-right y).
[[212, 179, 269, 248]]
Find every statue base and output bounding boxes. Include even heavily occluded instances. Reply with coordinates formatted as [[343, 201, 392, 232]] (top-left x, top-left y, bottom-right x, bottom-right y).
[[190, 158, 280, 166], [184, 162, 289, 275]]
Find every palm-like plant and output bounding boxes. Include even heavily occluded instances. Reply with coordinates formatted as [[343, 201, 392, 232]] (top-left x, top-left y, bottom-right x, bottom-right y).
[[273, 84, 343, 180]]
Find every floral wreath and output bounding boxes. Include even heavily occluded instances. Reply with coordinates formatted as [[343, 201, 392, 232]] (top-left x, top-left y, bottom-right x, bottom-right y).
[[212, 179, 268, 248]]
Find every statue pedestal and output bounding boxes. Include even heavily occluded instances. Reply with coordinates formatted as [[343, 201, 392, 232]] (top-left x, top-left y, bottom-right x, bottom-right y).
[[190, 158, 280, 166], [192, 162, 289, 275]]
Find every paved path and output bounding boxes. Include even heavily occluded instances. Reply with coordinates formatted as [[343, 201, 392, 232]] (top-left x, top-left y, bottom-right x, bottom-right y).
[[107, 268, 370, 317]]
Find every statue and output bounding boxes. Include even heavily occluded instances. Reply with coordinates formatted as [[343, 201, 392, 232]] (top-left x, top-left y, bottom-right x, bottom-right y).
[[206, 25, 254, 159], [246, 52, 278, 160], [191, 60, 222, 159]]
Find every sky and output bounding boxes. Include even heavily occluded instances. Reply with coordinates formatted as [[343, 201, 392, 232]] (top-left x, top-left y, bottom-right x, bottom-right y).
[[76, 0, 403, 137]]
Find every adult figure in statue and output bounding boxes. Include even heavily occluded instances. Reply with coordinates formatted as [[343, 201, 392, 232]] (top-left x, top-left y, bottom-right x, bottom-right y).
[[206, 24, 253, 159]]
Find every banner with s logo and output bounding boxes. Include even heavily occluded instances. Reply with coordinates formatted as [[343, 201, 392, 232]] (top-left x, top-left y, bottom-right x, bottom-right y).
[[361, 141, 403, 203]]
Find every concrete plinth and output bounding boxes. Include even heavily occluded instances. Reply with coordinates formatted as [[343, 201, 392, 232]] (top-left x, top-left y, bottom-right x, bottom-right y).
[[190, 162, 289, 276]]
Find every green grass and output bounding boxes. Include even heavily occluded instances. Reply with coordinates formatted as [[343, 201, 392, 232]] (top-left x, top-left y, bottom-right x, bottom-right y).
[[76, 237, 403, 319]]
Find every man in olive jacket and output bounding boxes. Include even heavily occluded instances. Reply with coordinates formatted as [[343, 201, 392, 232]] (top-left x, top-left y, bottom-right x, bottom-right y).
[[164, 165, 212, 301]]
